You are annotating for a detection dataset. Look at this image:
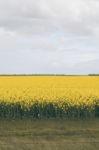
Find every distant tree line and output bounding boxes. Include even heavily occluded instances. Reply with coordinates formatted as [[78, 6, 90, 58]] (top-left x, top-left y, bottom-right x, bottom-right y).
[[88, 74, 99, 76], [0, 74, 99, 76], [0, 74, 86, 76]]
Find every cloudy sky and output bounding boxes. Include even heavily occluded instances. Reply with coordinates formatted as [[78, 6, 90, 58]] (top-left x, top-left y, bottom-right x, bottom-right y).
[[0, 0, 99, 74]]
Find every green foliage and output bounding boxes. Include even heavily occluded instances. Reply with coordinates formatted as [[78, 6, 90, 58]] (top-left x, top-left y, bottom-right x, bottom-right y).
[[0, 101, 98, 119]]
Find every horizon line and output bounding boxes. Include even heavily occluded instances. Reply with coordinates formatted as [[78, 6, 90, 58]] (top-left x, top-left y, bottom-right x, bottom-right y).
[[0, 74, 98, 76]]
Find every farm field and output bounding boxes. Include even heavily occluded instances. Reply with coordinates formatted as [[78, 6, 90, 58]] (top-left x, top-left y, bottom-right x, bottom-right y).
[[0, 119, 99, 150], [0, 76, 99, 119], [0, 76, 99, 150]]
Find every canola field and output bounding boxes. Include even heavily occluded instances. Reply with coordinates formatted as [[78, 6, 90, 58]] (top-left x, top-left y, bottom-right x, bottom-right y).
[[0, 76, 99, 119]]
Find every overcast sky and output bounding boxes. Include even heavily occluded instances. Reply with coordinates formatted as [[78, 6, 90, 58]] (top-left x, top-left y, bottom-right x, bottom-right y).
[[0, 0, 99, 74]]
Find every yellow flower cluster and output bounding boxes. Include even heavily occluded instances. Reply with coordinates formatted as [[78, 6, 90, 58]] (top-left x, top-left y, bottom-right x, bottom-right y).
[[0, 76, 99, 118], [0, 76, 98, 106]]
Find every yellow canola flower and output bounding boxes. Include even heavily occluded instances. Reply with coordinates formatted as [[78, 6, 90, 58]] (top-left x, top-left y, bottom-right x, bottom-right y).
[[0, 76, 98, 109]]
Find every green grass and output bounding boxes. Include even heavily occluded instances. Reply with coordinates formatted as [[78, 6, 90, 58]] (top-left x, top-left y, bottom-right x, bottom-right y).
[[0, 119, 98, 150]]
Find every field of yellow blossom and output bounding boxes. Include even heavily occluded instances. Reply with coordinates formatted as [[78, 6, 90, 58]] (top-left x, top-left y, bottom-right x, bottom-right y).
[[0, 76, 99, 119]]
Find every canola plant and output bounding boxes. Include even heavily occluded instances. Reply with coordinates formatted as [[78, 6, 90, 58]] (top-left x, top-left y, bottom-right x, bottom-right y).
[[0, 76, 99, 119]]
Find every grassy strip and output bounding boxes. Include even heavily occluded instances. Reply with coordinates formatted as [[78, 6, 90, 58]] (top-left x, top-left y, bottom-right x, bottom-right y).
[[0, 119, 99, 150]]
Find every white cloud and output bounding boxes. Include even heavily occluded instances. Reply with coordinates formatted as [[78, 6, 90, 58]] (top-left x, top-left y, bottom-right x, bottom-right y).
[[0, 0, 99, 74]]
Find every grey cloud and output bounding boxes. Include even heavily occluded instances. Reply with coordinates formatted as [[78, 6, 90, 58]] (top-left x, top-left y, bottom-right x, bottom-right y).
[[0, 0, 99, 74], [0, 0, 99, 36], [73, 59, 99, 74]]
